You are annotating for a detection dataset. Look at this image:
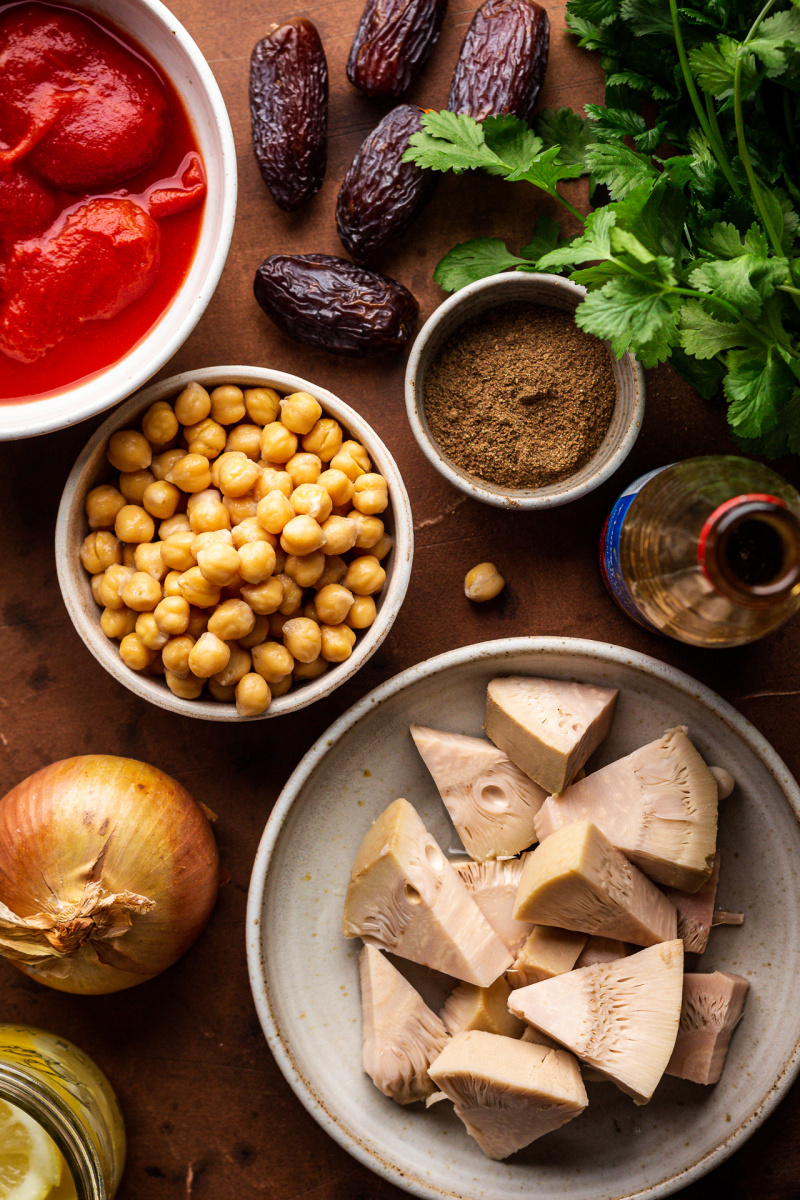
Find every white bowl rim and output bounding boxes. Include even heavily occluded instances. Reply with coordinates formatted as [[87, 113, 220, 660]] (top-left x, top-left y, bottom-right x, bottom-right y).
[[55, 365, 414, 720], [246, 634, 800, 1199], [0, 0, 238, 442], [404, 273, 645, 510]]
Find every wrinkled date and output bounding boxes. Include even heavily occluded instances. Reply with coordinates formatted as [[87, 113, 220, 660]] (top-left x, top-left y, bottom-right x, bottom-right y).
[[448, 0, 549, 124], [254, 254, 419, 356], [347, 0, 448, 98], [249, 18, 328, 212], [336, 106, 436, 261]]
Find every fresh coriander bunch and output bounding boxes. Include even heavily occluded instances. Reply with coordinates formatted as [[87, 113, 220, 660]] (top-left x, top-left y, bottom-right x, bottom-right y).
[[403, 0, 800, 457]]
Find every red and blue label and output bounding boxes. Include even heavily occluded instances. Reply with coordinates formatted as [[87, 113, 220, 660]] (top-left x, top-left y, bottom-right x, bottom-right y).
[[599, 466, 668, 634]]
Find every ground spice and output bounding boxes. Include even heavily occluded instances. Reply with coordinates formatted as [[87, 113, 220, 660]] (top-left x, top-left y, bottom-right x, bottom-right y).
[[423, 301, 617, 489]]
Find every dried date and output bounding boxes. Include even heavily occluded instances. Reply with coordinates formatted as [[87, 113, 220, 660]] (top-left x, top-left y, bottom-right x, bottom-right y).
[[447, 0, 549, 124], [254, 254, 419, 356], [249, 18, 328, 212], [336, 106, 436, 261], [347, 0, 448, 99]]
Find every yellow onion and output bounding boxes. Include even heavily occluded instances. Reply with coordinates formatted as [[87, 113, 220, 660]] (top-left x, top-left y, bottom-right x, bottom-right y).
[[0, 755, 219, 994]]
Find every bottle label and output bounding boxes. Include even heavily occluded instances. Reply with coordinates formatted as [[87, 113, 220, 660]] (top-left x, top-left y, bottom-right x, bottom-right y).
[[599, 466, 670, 633]]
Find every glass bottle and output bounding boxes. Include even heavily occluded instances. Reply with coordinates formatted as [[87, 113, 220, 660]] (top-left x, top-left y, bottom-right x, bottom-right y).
[[599, 456, 800, 647], [0, 1024, 125, 1200]]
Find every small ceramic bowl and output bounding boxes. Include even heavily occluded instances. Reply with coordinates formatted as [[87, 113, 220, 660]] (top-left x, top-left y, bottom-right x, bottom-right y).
[[56, 366, 414, 721], [405, 274, 645, 509], [0, 0, 237, 441]]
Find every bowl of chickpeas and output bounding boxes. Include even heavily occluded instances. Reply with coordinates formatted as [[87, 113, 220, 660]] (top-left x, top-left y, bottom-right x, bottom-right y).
[[56, 366, 413, 719]]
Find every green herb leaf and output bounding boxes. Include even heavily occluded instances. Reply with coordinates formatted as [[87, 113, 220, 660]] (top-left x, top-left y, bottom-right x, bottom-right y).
[[585, 142, 658, 198], [536, 207, 617, 269], [432, 239, 527, 292], [723, 349, 795, 438], [519, 217, 565, 260], [604, 70, 672, 101], [534, 107, 594, 166], [748, 9, 800, 77], [404, 111, 502, 175], [689, 37, 755, 100], [482, 115, 543, 175], [575, 277, 681, 366], [679, 301, 759, 358]]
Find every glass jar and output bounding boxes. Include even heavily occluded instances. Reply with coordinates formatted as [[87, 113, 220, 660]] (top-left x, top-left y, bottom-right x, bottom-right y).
[[0, 1025, 125, 1199]]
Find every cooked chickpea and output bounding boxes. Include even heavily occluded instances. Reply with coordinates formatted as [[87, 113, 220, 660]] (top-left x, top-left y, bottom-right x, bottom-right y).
[[241, 576, 284, 615], [269, 572, 300, 616], [119, 468, 155, 504], [464, 562, 505, 602], [222, 493, 258, 524], [140, 399, 179, 446], [80, 532, 121, 574], [162, 634, 195, 677], [120, 571, 162, 612], [345, 594, 377, 629], [191, 529, 233, 557], [209, 384, 245, 425], [320, 515, 357, 556], [260, 422, 297, 463], [352, 473, 389, 515], [238, 540, 276, 584], [121, 543, 137, 567], [278, 390, 320, 434], [238, 613, 271, 649], [315, 584, 354, 626], [208, 598, 256, 641], [213, 451, 259, 498], [244, 386, 280, 425], [372, 533, 393, 561], [285, 550, 325, 588], [320, 623, 356, 662], [235, 672, 271, 716], [344, 555, 385, 596], [107, 429, 152, 473], [291, 484, 332, 523], [166, 453, 213, 494], [188, 632, 230, 678], [232, 517, 271, 548], [282, 617, 321, 664], [317, 468, 354, 507], [142, 480, 180, 520], [208, 678, 236, 702], [100, 606, 136, 640], [151, 449, 185, 482], [196, 543, 241, 587], [280, 515, 325, 556], [256, 467, 293, 500], [213, 645, 251, 688], [348, 512, 384, 550], [286, 452, 322, 487], [330, 440, 370, 480], [160, 514, 191, 540], [165, 669, 205, 699], [257, 490, 295, 535], [293, 657, 329, 681], [268, 612, 291, 639], [146, 655, 166, 678], [315, 555, 348, 589], [184, 417, 227, 460], [91, 573, 106, 605], [187, 491, 230, 534], [342, 440, 371, 472], [134, 542, 168, 582], [161, 531, 196, 572], [97, 563, 136, 611], [174, 382, 211, 425], [186, 608, 209, 639], [163, 570, 183, 597], [136, 612, 169, 650], [177, 567, 222, 608], [302, 418, 342, 462], [85, 484, 126, 530], [270, 674, 293, 697], [154, 595, 191, 636], [119, 632, 156, 671], [251, 640, 294, 683], [225, 424, 262, 459], [114, 504, 155, 544]]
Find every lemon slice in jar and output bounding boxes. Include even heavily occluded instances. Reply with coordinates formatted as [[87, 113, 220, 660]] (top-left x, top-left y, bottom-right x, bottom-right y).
[[0, 1099, 61, 1200]]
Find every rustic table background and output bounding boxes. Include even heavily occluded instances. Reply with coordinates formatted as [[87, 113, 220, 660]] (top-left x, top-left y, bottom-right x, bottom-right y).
[[1, 0, 799, 1196]]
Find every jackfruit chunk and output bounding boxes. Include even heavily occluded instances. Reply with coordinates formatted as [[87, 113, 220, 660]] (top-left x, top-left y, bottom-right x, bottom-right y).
[[534, 727, 718, 892], [507, 925, 587, 989], [441, 977, 525, 1039], [513, 820, 677, 947], [411, 725, 548, 860], [661, 851, 723, 954], [359, 944, 449, 1104], [574, 936, 628, 968], [452, 857, 533, 954], [485, 676, 618, 795], [666, 971, 749, 1085], [428, 1030, 588, 1159], [343, 799, 513, 986], [508, 940, 684, 1105]]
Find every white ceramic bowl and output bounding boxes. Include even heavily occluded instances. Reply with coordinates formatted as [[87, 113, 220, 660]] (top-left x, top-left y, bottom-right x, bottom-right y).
[[55, 366, 414, 721], [0, 0, 237, 442], [405, 274, 645, 509], [247, 637, 800, 1200]]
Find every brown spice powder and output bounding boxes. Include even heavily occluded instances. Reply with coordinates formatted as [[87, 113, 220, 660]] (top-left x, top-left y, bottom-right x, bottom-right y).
[[423, 301, 617, 489]]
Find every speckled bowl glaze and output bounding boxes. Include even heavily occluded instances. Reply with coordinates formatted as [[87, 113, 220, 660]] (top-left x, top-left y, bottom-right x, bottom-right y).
[[247, 636, 800, 1200], [405, 274, 645, 509]]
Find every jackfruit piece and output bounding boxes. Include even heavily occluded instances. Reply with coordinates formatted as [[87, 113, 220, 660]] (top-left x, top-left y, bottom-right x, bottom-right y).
[[441, 977, 525, 1039], [485, 676, 618, 795], [410, 725, 546, 860], [710, 767, 735, 799], [506, 925, 588, 989], [452, 857, 533, 954], [574, 936, 628, 968], [520, 1026, 561, 1049], [666, 971, 749, 1085], [661, 851, 722, 954], [428, 1029, 588, 1159], [514, 820, 677, 947], [534, 727, 718, 892], [359, 944, 449, 1104], [343, 798, 513, 986], [508, 939, 684, 1104]]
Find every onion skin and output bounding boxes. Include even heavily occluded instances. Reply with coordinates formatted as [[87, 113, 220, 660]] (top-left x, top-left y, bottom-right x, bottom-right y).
[[0, 756, 219, 994]]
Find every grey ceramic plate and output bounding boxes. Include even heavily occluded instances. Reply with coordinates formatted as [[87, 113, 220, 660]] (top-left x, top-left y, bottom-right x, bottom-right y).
[[246, 637, 800, 1200]]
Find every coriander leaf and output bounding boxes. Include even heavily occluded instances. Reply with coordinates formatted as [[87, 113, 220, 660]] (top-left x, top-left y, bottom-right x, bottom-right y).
[[583, 103, 666, 154], [723, 349, 795, 438], [567, 0, 618, 22], [507, 144, 585, 189], [690, 255, 787, 317], [604, 70, 672, 101], [679, 300, 758, 357], [574, 276, 681, 366], [536, 206, 617, 269], [749, 10, 800, 77], [585, 142, 658, 198], [432, 239, 526, 292], [482, 115, 543, 175], [669, 346, 726, 398], [568, 262, 624, 286], [618, 0, 675, 38], [519, 217, 564, 260], [404, 111, 502, 175], [689, 38, 757, 101], [534, 107, 594, 166]]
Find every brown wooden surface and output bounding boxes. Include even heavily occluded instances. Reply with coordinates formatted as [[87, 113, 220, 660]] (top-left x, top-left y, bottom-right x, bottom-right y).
[[1, 0, 800, 1196]]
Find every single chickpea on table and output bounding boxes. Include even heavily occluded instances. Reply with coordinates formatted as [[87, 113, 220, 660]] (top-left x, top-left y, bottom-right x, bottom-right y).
[[79, 383, 394, 717]]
